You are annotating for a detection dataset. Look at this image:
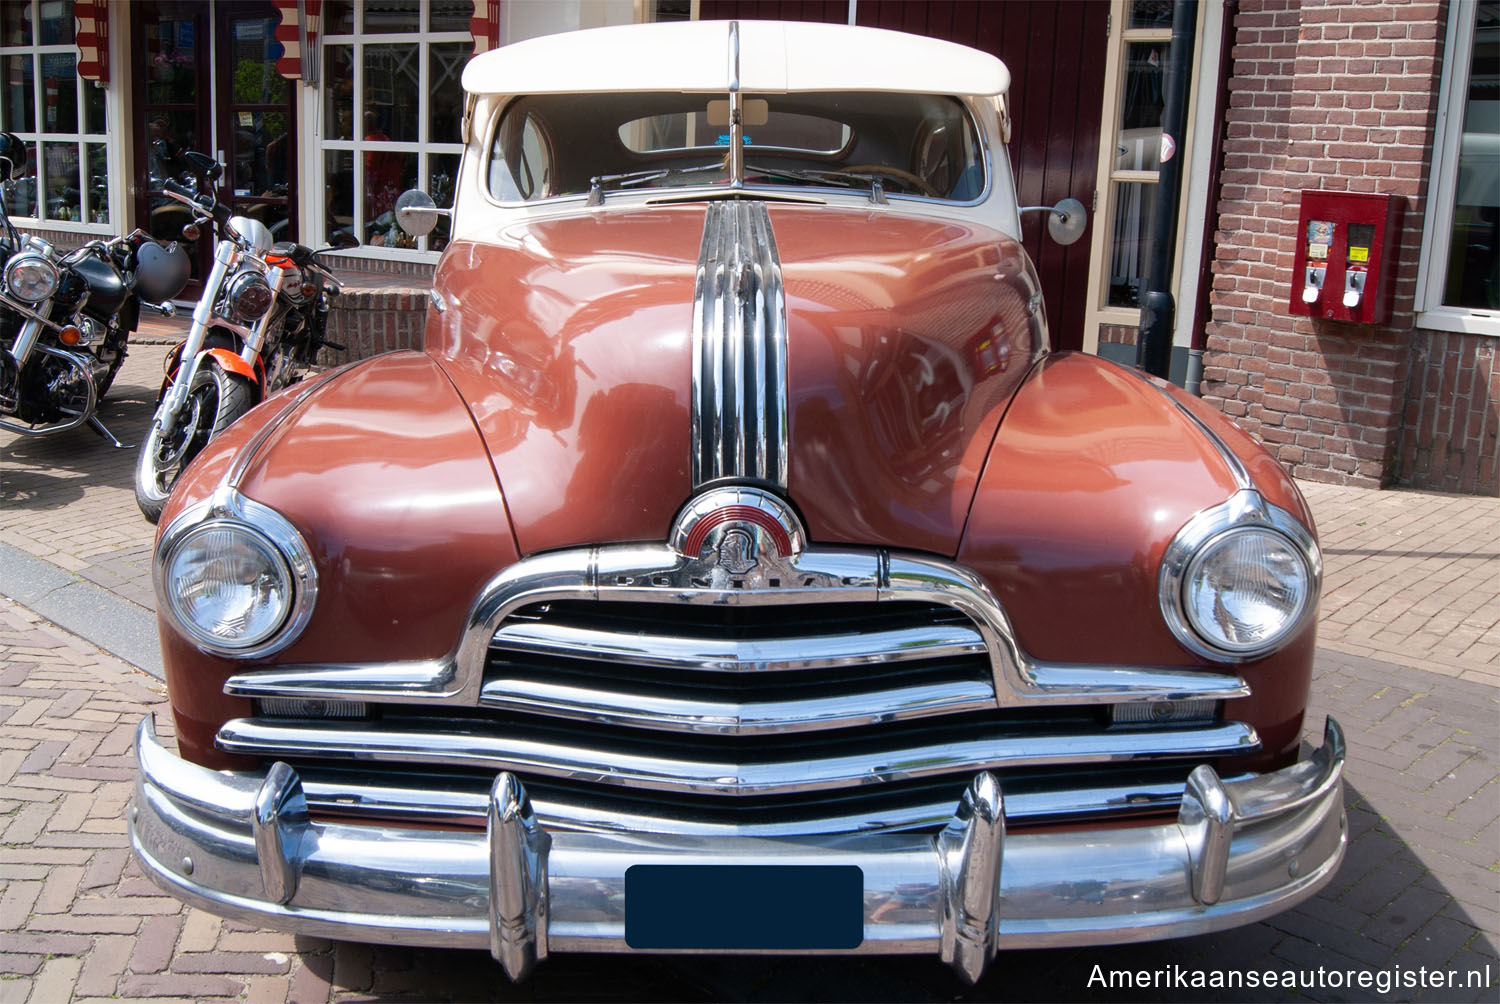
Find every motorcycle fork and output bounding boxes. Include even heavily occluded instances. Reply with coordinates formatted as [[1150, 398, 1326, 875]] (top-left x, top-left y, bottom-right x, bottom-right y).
[[241, 265, 286, 367], [156, 242, 237, 437], [6, 317, 44, 368]]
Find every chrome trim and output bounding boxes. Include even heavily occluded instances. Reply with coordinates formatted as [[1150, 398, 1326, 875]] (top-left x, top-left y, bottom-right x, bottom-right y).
[[0, 344, 97, 436], [155, 489, 319, 660], [214, 717, 1260, 797], [490, 619, 984, 673], [224, 542, 1250, 707], [668, 484, 805, 558], [727, 22, 744, 188], [488, 773, 550, 980], [1158, 490, 1323, 663], [132, 715, 1346, 983], [690, 199, 788, 488], [477, 675, 998, 735], [295, 770, 1258, 836]]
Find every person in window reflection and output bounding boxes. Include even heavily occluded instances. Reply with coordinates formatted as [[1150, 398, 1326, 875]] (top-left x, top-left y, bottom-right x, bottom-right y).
[[364, 111, 402, 244]]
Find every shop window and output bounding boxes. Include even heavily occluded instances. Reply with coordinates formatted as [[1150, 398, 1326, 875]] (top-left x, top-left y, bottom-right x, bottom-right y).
[[1417, 0, 1498, 335], [319, 0, 467, 256], [0, 0, 112, 229]]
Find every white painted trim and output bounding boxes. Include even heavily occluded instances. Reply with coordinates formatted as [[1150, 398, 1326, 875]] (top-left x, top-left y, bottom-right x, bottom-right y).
[[1414, 2, 1494, 334], [1173, 0, 1224, 352]]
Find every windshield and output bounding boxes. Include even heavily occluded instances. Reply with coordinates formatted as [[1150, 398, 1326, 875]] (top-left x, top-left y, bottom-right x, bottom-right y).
[[487, 91, 986, 204]]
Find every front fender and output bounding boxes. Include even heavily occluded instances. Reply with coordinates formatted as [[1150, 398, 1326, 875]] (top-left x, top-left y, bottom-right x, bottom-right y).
[[957, 353, 1315, 766], [155, 351, 520, 767]]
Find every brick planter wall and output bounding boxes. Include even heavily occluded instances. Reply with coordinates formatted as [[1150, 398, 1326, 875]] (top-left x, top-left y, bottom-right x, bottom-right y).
[[1400, 331, 1499, 495], [321, 288, 428, 365], [1202, 0, 1448, 488]]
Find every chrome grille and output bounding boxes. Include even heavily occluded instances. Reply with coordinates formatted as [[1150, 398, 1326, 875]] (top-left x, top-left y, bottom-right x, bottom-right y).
[[217, 557, 1260, 835]]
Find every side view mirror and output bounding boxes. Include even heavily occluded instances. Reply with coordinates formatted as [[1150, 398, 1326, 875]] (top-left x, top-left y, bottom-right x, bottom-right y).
[[394, 189, 450, 238], [1019, 197, 1088, 246], [183, 151, 223, 184]]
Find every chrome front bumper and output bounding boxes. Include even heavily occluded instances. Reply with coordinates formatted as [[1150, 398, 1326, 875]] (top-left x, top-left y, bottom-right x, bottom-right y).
[[130, 715, 1345, 984]]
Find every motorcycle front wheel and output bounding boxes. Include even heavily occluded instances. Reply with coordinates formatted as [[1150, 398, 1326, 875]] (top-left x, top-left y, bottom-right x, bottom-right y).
[[134, 362, 254, 524]]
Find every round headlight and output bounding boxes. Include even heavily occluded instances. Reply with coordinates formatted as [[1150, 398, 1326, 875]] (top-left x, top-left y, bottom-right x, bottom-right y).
[[1182, 528, 1312, 654], [4, 252, 59, 302], [164, 520, 294, 652], [225, 269, 273, 320]]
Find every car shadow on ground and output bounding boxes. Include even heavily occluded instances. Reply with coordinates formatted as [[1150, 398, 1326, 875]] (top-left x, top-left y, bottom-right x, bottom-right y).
[[268, 777, 1497, 1003]]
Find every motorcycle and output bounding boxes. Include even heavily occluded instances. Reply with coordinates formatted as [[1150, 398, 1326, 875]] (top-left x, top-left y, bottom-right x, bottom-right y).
[[0, 133, 189, 447], [134, 153, 352, 523]]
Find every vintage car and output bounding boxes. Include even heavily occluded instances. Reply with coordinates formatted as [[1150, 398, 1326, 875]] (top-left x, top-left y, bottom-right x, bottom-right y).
[[131, 20, 1345, 984]]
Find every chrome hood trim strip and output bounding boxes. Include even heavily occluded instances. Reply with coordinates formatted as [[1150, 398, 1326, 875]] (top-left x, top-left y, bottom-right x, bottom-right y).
[[690, 199, 788, 489]]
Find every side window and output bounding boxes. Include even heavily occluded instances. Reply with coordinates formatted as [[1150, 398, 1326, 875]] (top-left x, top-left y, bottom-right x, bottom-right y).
[[490, 110, 553, 203]]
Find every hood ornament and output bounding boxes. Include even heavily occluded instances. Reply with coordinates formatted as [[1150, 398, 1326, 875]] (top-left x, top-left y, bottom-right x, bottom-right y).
[[670, 486, 805, 567]]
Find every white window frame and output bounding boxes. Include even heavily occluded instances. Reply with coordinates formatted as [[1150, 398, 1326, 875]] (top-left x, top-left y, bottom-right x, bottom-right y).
[[317, 0, 468, 262], [1415, 2, 1499, 337], [0, 0, 115, 233]]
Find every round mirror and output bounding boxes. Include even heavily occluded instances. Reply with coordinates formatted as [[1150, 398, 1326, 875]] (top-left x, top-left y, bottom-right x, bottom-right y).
[[395, 190, 439, 237], [1048, 198, 1088, 246]]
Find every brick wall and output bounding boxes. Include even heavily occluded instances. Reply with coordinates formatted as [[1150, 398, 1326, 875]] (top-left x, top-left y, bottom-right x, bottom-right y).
[[1202, 0, 1448, 488], [321, 289, 428, 365], [1400, 331, 1499, 494]]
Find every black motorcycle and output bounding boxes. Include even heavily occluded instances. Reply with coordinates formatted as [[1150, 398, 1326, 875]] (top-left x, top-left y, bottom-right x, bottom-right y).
[[0, 133, 189, 446]]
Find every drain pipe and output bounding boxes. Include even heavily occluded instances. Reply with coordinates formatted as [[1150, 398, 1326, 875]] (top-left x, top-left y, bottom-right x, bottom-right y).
[[1135, 0, 1199, 380]]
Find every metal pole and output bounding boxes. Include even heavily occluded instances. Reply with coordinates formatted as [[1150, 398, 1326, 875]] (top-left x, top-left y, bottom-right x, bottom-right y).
[[1135, 0, 1198, 380]]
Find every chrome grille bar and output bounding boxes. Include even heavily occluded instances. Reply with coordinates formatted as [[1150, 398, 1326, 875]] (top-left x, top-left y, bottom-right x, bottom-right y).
[[477, 675, 997, 734], [217, 718, 1259, 797], [490, 619, 987, 673], [295, 770, 1257, 837]]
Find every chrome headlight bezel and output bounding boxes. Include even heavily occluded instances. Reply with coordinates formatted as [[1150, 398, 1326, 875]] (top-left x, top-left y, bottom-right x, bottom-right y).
[[3, 251, 59, 303], [1159, 490, 1321, 663], [154, 490, 318, 659], [225, 268, 274, 321]]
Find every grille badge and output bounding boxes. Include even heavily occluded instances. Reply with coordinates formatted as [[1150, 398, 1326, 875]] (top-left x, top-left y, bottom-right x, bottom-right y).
[[670, 486, 806, 569]]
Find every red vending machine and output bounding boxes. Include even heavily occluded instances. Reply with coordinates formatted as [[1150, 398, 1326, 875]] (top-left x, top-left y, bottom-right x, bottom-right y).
[[1288, 190, 1403, 324]]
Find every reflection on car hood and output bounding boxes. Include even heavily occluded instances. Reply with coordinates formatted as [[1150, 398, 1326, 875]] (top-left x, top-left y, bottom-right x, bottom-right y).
[[428, 201, 1045, 558]]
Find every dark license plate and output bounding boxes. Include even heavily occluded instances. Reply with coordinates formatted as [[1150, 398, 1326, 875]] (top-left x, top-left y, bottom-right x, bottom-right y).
[[624, 864, 864, 950]]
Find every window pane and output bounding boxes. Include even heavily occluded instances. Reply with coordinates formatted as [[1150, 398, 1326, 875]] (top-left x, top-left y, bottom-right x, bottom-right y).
[[430, 0, 472, 32], [146, 110, 197, 188], [146, 20, 199, 106], [3, 54, 35, 133], [324, 0, 353, 34], [85, 140, 107, 222], [325, 45, 354, 140], [1107, 180, 1158, 308], [429, 42, 467, 144], [1442, 2, 1499, 309], [365, 149, 416, 247], [325, 148, 355, 247], [364, 44, 420, 143], [42, 141, 79, 221], [428, 152, 459, 252], [4, 138, 36, 215], [1127, 0, 1173, 29], [1116, 41, 1166, 172], [228, 17, 284, 105], [37, 0, 72, 44], [41, 52, 76, 134], [84, 77, 104, 133], [364, 0, 418, 34], [1, 0, 31, 45]]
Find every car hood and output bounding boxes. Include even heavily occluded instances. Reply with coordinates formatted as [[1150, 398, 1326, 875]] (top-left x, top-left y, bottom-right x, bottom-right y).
[[429, 201, 1045, 557]]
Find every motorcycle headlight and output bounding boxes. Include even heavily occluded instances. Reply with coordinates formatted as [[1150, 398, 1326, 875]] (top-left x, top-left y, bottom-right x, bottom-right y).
[[3, 252, 59, 303], [157, 497, 317, 658], [1160, 492, 1319, 662], [225, 269, 273, 320]]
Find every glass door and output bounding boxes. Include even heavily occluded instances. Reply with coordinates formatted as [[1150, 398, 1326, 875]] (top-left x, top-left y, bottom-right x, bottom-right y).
[[133, 0, 212, 293], [215, 1, 296, 246]]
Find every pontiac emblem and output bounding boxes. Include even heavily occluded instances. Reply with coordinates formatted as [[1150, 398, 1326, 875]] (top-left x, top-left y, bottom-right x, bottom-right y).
[[716, 528, 759, 574]]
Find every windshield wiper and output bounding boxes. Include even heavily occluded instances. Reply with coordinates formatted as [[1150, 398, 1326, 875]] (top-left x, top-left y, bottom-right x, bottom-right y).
[[587, 162, 724, 205], [744, 164, 889, 204]]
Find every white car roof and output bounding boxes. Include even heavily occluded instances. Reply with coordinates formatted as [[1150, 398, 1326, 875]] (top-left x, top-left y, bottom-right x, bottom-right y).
[[461, 19, 1010, 98]]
